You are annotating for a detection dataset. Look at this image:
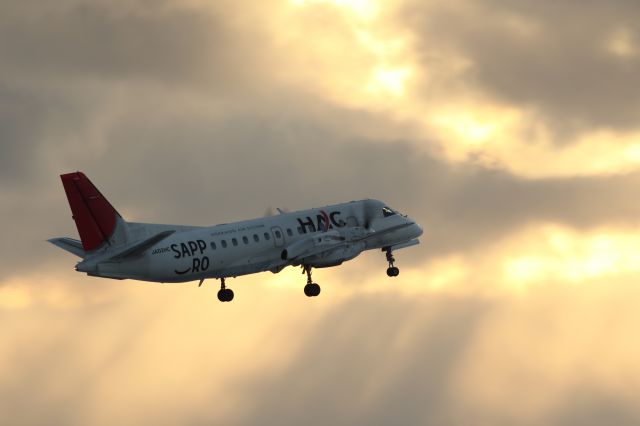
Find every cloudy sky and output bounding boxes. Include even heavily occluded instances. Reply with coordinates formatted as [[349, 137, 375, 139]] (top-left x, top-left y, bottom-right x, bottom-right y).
[[2, 0, 640, 424]]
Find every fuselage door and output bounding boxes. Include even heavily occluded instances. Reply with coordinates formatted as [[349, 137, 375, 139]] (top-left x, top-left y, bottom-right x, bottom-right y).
[[271, 226, 285, 248]]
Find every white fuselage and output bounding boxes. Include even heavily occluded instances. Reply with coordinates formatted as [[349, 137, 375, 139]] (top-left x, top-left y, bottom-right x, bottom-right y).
[[76, 199, 423, 283]]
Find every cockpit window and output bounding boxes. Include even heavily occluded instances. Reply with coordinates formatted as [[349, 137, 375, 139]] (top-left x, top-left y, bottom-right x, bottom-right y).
[[382, 206, 397, 217]]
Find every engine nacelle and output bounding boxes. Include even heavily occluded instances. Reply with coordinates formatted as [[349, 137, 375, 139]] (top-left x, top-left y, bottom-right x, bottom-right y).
[[305, 242, 365, 268], [281, 237, 316, 260]]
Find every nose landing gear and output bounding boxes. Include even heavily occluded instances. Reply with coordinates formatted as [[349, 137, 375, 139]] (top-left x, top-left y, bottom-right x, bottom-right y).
[[385, 249, 400, 277], [217, 277, 234, 302], [302, 265, 321, 297]]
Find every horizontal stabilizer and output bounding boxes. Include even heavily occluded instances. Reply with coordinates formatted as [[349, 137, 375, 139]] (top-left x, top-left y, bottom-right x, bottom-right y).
[[48, 237, 86, 258]]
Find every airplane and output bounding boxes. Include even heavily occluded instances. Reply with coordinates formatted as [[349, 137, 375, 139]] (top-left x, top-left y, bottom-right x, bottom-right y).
[[49, 172, 423, 302]]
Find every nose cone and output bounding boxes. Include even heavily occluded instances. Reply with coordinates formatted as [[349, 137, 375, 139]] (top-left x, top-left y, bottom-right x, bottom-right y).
[[404, 216, 423, 240], [412, 222, 424, 239]]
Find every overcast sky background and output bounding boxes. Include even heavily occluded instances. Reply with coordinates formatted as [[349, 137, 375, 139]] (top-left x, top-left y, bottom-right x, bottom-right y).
[[2, 1, 640, 425]]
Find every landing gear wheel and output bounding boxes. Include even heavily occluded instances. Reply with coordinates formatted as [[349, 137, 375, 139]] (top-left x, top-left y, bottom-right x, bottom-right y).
[[217, 278, 234, 302], [386, 266, 400, 277], [304, 283, 321, 297], [302, 265, 321, 297], [217, 288, 234, 302], [385, 249, 400, 277]]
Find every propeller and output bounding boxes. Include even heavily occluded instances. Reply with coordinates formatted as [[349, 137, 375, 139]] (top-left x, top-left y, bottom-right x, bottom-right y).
[[362, 203, 375, 232], [361, 201, 391, 237]]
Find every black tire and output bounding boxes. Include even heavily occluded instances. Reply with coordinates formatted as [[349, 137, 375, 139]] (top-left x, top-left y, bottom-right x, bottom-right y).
[[304, 284, 315, 297], [217, 289, 227, 302], [392, 267, 400, 277], [225, 288, 234, 302], [218, 288, 234, 302], [310, 283, 321, 297], [387, 267, 395, 277]]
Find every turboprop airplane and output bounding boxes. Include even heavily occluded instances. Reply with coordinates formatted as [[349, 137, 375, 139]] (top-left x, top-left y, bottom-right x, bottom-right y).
[[49, 172, 423, 302]]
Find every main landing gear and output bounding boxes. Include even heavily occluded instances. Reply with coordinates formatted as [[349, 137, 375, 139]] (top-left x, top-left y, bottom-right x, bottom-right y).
[[385, 249, 400, 277], [217, 277, 234, 302], [302, 265, 321, 297]]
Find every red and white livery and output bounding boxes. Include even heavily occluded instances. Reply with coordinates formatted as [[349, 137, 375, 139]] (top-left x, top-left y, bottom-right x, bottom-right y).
[[49, 172, 423, 302]]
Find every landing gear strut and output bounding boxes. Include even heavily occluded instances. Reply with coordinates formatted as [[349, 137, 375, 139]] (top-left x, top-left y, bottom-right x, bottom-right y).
[[385, 249, 400, 277], [217, 277, 234, 302], [302, 265, 321, 297]]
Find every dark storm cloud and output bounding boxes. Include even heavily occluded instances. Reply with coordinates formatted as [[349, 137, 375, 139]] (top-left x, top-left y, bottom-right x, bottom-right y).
[[404, 0, 640, 135], [0, 0, 257, 86], [421, 167, 640, 256], [0, 86, 49, 182], [0, 0, 266, 183]]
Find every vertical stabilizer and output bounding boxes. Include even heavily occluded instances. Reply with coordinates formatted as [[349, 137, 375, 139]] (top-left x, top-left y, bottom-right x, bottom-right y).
[[60, 172, 122, 252]]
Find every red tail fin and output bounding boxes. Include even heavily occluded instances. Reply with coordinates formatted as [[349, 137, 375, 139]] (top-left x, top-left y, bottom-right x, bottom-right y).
[[60, 172, 120, 252]]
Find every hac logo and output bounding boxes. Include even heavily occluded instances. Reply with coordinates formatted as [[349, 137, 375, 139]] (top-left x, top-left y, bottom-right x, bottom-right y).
[[297, 210, 346, 233]]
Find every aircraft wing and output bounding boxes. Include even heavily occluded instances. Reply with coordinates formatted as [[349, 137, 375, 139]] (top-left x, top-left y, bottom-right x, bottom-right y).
[[282, 222, 419, 262], [281, 231, 346, 261]]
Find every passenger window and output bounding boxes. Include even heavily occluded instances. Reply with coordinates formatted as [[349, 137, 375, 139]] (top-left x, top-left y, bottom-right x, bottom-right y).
[[253, 234, 259, 242], [232, 238, 238, 246], [264, 232, 271, 240], [243, 236, 249, 244], [275, 230, 282, 238], [286, 228, 293, 236], [210, 241, 217, 250], [221, 240, 227, 248]]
